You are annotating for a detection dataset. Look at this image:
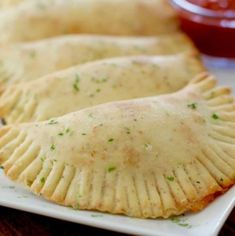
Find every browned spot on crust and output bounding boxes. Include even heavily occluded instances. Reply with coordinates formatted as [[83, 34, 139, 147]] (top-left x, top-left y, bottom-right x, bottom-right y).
[[122, 146, 140, 166]]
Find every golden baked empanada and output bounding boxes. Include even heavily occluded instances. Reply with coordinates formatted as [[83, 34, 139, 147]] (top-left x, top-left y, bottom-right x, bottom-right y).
[[0, 0, 178, 43], [0, 33, 196, 85], [0, 73, 234, 218], [0, 53, 205, 124]]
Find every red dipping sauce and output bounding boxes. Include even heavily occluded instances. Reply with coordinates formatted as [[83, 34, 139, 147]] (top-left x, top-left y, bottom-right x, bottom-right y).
[[171, 0, 235, 58]]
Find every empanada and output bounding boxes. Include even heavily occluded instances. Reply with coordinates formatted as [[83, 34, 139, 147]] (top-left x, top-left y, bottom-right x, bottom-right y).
[[0, 53, 205, 124], [0, 0, 178, 43], [0, 73, 234, 218], [0, 33, 197, 85]]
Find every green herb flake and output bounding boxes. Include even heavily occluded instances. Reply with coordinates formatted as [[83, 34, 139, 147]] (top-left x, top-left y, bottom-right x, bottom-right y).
[[29, 50, 37, 58], [40, 156, 46, 162], [82, 133, 86, 136], [65, 128, 70, 133], [0, 165, 4, 170], [48, 119, 58, 125], [96, 88, 101, 93], [170, 216, 192, 228], [171, 217, 180, 224], [50, 144, 55, 151], [144, 143, 151, 149], [179, 223, 191, 228], [73, 74, 80, 92], [76, 203, 80, 210], [166, 176, 174, 182], [220, 178, 224, 182], [212, 113, 219, 120], [58, 128, 71, 136], [91, 214, 103, 218], [101, 78, 108, 82], [92, 77, 108, 84], [187, 103, 197, 110], [125, 127, 131, 134], [107, 166, 116, 172], [196, 181, 200, 184], [40, 177, 45, 184], [108, 138, 114, 143]]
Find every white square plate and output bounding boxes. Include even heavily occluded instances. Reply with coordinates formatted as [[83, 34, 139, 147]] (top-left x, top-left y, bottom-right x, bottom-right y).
[[0, 64, 234, 236]]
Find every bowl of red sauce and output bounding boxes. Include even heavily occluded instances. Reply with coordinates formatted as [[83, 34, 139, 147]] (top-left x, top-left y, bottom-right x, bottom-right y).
[[171, 0, 235, 60]]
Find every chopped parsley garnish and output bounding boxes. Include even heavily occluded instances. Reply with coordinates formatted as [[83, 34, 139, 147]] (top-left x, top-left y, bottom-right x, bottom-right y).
[[108, 138, 114, 143], [58, 128, 71, 136], [48, 119, 58, 125], [170, 216, 192, 228], [96, 88, 101, 93], [171, 217, 180, 224], [91, 214, 103, 217], [166, 176, 174, 181], [40, 156, 46, 162], [212, 113, 219, 120], [220, 178, 224, 182], [144, 144, 149, 148], [50, 144, 55, 151], [0, 165, 4, 170], [196, 181, 200, 184], [92, 77, 108, 84], [76, 203, 80, 210], [1, 118, 7, 125], [30, 50, 37, 58], [40, 177, 45, 184], [82, 133, 86, 136], [178, 223, 190, 227], [107, 166, 116, 172], [187, 103, 197, 110], [65, 128, 70, 133], [125, 127, 131, 134], [73, 74, 80, 92]]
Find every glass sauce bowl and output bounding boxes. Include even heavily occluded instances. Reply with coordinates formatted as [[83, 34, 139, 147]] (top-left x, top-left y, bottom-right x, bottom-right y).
[[171, 0, 235, 60]]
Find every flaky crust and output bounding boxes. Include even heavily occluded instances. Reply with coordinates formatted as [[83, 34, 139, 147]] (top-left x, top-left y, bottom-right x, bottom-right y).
[[0, 73, 234, 218], [0, 33, 197, 85], [0, 0, 178, 43], [0, 53, 205, 123]]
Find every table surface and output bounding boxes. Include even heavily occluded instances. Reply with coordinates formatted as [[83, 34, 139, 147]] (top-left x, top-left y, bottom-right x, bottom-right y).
[[0, 206, 234, 236]]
